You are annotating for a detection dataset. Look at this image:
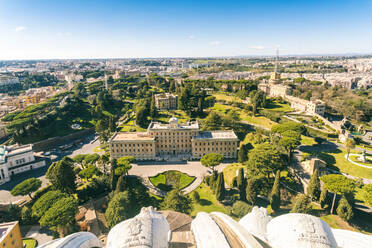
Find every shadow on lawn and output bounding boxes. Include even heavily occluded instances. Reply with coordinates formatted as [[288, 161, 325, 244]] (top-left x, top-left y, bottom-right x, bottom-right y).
[[199, 199, 212, 206]]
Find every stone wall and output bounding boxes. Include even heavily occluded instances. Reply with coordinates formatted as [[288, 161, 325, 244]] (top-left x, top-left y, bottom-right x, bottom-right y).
[[32, 128, 94, 152]]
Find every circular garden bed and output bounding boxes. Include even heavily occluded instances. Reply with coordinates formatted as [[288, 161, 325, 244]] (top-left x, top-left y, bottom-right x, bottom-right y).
[[149, 170, 196, 192]]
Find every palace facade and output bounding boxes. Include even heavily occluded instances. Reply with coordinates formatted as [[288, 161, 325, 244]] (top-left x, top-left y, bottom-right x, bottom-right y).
[[109, 118, 239, 160], [154, 93, 178, 110]]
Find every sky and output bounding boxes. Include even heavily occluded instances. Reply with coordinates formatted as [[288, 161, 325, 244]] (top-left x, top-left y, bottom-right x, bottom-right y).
[[0, 0, 371, 60]]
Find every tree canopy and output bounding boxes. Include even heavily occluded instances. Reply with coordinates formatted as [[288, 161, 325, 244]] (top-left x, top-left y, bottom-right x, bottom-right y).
[[32, 190, 67, 218], [46, 157, 76, 194], [321, 174, 356, 196], [247, 143, 284, 176], [39, 197, 78, 236], [11, 178, 42, 199], [200, 153, 224, 170]]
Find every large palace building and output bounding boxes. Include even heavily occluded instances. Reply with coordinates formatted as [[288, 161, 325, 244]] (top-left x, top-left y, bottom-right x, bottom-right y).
[[109, 118, 239, 160]]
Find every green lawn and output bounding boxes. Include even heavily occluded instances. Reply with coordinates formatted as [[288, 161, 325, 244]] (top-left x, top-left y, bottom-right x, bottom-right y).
[[316, 149, 372, 179], [210, 103, 276, 129], [213, 93, 243, 103], [240, 112, 276, 129], [301, 135, 316, 146], [223, 163, 245, 187], [23, 238, 37, 248], [349, 155, 372, 167], [191, 183, 227, 217], [265, 100, 293, 112], [320, 215, 372, 234], [156, 110, 189, 123], [149, 171, 195, 191]]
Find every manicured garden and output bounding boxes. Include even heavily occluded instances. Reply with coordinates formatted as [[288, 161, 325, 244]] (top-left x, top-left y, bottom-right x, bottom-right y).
[[315, 149, 372, 179], [149, 170, 195, 191]]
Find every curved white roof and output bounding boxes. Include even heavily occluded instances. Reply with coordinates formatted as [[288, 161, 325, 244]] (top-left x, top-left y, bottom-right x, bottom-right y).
[[191, 212, 230, 248], [106, 206, 170, 248], [331, 228, 372, 248], [37, 232, 102, 248], [267, 213, 338, 248]]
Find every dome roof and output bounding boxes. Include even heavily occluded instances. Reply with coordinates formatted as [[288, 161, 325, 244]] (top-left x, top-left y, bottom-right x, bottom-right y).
[[106, 206, 170, 248], [191, 212, 230, 248], [267, 213, 338, 248], [37, 232, 102, 248]]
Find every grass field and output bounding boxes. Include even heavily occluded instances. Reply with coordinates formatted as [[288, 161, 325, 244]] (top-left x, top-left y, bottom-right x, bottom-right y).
[[223, 163, 246, 187], [156, 110, 189, 123], [191, 183, 227, 217], [149, 171, 195, 191], [316, 149, 372, 179], [301, 135, 316, 146], [265, 100, 293, 112], [23, 238, 37, 248], [348, 155, 372, 167], [320, 215, 372, 234], [213, 93, 243, 103], [240, 112, 276, 129]]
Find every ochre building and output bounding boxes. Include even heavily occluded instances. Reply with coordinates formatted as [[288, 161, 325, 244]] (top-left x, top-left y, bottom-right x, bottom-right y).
[[109, 118, 239, 160]]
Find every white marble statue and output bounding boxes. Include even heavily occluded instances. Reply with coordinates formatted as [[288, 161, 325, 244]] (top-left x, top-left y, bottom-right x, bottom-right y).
[[267, 213, 338, 248], [239, 206, 272, 242], [106, 206, 170, 248]]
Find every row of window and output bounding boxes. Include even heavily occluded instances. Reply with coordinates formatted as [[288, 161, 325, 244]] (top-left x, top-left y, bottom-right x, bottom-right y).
[[114, 143, 154, 148], [194, 141, 235, 146], [194, 146, 233, 152], [115, 148, 153, 153], [149, 132, 197, 137]]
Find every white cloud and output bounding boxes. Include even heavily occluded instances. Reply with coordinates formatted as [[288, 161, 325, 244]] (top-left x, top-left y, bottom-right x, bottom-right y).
[[209, 41, 221, 46], [188, 35, 195, 40], [15, 26, 26, 32], [249, 45, 265, 50], [57, 32, 72, 36]]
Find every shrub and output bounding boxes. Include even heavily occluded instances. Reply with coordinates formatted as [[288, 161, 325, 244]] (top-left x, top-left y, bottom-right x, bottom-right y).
[[291, 194, 312, 214], [337, 197, 354, 222], [231, 201, 252, 218]]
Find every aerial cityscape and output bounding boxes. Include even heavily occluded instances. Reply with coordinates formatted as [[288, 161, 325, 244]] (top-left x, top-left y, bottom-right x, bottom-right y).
[[0, 0, 371, 248]]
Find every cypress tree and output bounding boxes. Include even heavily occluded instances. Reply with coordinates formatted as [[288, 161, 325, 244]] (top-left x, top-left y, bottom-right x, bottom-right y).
[[270, 170, 281, 212], [109, 159, 118, 190], [237, 168, 246, 201], [319, 187, 328, 208], [337, 196, 354, 222], [291, 194, 311, 214], [149, 94, 157, 119], [246, 177, 259, 205], [307, 169, 321, 201], [215, 173, 226, 201], [238, 143, 248, 163]]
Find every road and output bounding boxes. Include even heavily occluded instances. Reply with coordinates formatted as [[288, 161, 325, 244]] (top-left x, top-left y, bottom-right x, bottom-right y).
[[0, 134, 102, 204]]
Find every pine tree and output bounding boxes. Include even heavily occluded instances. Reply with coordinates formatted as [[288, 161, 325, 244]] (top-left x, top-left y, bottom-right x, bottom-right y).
[[319, 187, 328, 208], [337, 196, 354, 222], [270, 170, 281, 212], [307, 169, 321, 201], [237, 168, 246, 201], [238, 143, 248, 163], [215, 173, 226, 201]]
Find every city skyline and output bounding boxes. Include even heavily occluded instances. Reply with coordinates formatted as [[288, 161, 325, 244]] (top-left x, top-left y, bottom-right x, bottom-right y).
[[0, 0, 372, 60]]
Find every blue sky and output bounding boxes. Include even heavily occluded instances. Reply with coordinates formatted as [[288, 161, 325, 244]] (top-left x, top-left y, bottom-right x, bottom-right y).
[[0, 0, 371, 59]]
